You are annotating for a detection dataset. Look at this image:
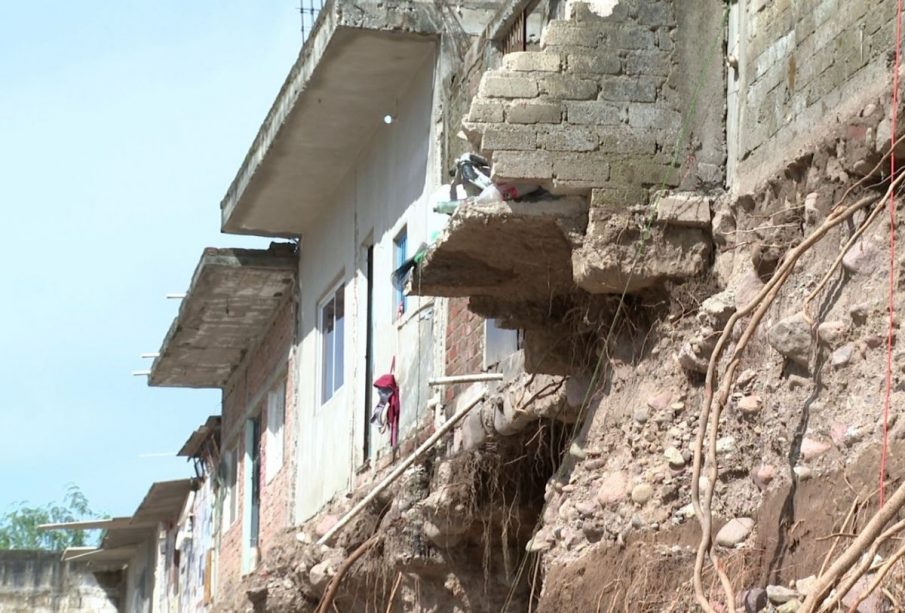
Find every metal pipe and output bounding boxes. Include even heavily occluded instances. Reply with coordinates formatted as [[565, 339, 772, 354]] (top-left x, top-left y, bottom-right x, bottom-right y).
[[140, 353, 160, 359], [317, 394, 485, 546], [132, 370, 151, 376], [428, 373, 503, 386]]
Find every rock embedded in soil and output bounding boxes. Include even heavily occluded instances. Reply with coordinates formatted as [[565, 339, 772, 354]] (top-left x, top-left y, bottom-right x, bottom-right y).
[[831, 343, 854, 368], [800, 437, 832, 461], [766, 584, 798, 604], [597, 471, 629, 505], [850, 301, 871, 323], [715, 517, 754, 547], [569, 442, 587, 459], [715, 435, 737, 455], [788, 374, 810, 390], [752, 464, 775, 490], [767, 313, 813, 367], [630, 483, 653, 504], [526, 529, 554, 552], [794, 575, 817, 597], [793, 465, 813, 480], [699, 289, 736, 325], [776, 599, 802, 612], [742, 587, 768, 613], [842, 238, 879, 275], [632, 405, 650, 424], [647, 391, 671, 411], [663, 446, 685, 469], [817, 320, 846, 346], [737, 368, 757, 388], [737, 394, 761, 414]]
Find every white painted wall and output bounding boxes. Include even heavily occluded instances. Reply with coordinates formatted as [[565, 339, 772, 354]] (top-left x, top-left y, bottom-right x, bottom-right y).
[[293, 49, 447, 521]]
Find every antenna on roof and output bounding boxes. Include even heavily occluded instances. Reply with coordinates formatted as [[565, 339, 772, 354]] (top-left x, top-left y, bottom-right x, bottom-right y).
[[300, 0, 324, 41]]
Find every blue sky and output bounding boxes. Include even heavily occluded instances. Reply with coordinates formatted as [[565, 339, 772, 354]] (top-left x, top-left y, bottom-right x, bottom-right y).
[[0, 2, 300, 517]]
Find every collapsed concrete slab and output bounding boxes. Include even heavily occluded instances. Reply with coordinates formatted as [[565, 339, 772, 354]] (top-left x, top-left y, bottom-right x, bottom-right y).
[[412, 196, 587, 303], [572, 192, 712, 294]]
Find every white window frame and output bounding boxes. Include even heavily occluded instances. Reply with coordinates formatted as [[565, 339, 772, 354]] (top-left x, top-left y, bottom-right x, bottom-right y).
[[264, 380, 286, 483], [319, 280, 345, 405]]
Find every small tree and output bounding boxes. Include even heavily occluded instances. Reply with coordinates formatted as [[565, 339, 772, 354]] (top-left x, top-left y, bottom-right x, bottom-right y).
[[0, 485, 102, 550]]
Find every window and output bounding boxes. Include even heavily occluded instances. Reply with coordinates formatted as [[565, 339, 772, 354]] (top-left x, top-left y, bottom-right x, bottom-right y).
[[219, 446, 238, 530], [394, 227, 408, 319], [264, 380, 286, 483], [484, 319, 521, 369], [320, 284, 345, 403], [242, 417, 261, 573]]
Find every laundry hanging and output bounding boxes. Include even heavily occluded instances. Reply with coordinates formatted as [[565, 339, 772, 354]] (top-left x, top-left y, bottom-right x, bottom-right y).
[[372, 358, 401, 447], [391, 243, 428, 291]]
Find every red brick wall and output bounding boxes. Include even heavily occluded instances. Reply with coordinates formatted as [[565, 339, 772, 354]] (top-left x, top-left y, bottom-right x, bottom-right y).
[[444, 298, 485, 403], [257, 345, 294, 561], [216, 295, 295, 601]]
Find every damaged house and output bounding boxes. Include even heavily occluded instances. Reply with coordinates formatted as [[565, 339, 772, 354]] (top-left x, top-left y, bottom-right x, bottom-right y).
[[48, 0, 905, 610]]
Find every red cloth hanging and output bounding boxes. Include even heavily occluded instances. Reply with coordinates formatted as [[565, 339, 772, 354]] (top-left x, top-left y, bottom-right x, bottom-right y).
[[373, 357, 400, 447]]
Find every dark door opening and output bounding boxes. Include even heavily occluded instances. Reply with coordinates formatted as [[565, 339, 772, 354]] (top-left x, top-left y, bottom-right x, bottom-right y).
[[364, 244, 375, 460], [249, 416, 261, 548]]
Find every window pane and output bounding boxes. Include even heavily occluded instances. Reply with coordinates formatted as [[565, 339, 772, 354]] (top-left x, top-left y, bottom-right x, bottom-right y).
[[322, 298, 335, 402], [265, 385, 285, 483], [394, 229, 408, 317], [334, 289, 344, 392]]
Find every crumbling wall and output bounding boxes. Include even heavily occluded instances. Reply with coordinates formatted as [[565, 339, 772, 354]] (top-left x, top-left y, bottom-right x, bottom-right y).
[[731, 0, 899, 192], [464, 0, 725, 200], [416, 0, 726, 377], [533, 87, 905, 611], [0, 551, 123, 613]]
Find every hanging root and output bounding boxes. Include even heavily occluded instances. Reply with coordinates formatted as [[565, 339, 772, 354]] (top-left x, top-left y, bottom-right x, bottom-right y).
[[315, 534, 381, 613], [800, 499, 905, 613], [689, 166, 905, 612], [844, 538, 905, 613]]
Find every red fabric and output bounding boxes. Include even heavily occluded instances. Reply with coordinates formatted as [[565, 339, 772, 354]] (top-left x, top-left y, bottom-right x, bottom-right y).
[[374, 373, 400, 447]]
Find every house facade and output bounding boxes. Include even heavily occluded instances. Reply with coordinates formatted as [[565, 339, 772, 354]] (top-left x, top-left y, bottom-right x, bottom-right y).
[[45, 0, 905, 610]]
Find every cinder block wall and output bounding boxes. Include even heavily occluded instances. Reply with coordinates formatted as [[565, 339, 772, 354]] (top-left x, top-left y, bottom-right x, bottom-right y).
[[216, 295, 295, 605], [0, 551, 122, 612], [732, 0, 899, 192], [464, 0, 725, 207]]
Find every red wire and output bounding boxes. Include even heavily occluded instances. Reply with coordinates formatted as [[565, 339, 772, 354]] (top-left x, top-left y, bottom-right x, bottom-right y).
[[881, 0, 904, 507]]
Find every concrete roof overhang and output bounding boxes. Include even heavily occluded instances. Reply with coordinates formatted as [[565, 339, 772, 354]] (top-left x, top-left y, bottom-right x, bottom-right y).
[[149, 246, 296, 389], [53, 479, 195, 569], [131, 479, 195, 525], [220, 0, 441, 237], [178, 416, 221, 458]]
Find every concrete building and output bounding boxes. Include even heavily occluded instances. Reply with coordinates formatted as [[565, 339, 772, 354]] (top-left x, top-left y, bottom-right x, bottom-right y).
[[39, 480, 195, 613], [0, 550, 122, 613], [130, 0, 905, 610], [148, 246, 297, 602]]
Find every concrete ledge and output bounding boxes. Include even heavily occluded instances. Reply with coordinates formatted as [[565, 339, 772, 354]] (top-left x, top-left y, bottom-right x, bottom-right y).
[[220, 0, 443, 237], [149, 245, 296, 388], [412, 196, 588, 302]]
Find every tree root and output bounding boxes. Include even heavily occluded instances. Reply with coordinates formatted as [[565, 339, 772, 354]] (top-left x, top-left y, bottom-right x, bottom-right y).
[[801, 510, 905, 613], [315, 534, 381, 613], [689, 166, 905, 612]]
